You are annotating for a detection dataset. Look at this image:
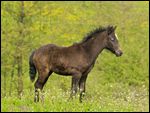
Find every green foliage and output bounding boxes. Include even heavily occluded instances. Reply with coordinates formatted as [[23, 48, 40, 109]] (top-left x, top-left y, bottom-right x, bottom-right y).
[[1, 1, 149, 112]]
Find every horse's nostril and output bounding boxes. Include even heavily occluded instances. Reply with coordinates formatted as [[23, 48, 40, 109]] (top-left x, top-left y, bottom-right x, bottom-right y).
[[115, 50, 123, 56], [120, 51, 123, 55], [119, 51, 123, 55]]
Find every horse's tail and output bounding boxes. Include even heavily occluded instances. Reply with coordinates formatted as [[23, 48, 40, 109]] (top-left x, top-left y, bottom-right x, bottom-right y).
[[29, 51, 36, 82]]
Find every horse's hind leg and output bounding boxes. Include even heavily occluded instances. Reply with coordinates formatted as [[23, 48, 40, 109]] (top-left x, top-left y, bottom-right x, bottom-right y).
[[34, 70, 52, 102]]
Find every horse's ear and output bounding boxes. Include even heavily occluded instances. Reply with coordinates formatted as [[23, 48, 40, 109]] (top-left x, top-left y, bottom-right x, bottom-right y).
[[113, 26, 117, 30], [107, 25, 114, 35]]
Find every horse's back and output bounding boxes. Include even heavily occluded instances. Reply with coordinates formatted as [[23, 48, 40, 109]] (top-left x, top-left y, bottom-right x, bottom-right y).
[[32, 44, 59, 66]]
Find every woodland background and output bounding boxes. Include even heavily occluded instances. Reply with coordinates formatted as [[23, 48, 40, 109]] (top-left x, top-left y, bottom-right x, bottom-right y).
[[1, 1, 149, 112]]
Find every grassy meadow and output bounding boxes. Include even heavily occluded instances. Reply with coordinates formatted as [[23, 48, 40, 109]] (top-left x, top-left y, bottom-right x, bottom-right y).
[[1, 1, 149, 112]]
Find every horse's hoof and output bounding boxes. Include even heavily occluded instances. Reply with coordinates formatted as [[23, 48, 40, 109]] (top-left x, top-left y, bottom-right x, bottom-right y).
[[34, 96, 39, 102]]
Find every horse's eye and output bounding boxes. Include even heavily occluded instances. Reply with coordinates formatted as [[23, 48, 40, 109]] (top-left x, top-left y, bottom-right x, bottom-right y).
[[110, 38, 114, 41]]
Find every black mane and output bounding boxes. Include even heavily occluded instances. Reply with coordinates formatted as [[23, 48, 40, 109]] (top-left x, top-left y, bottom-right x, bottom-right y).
[[81, 26, 107, 43], [73, 25, 115, 45]]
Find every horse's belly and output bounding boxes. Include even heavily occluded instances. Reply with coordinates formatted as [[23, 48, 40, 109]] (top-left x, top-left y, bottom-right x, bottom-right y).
[[54, 71, 72, 76], [52, 66, 72, 76], [52, 66, 85, 75]]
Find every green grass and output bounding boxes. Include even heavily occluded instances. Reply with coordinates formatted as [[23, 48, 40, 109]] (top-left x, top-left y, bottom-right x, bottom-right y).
[[1, 70, 149, 112], [1, 86, 148, 112], [1, 1, 149, 112]]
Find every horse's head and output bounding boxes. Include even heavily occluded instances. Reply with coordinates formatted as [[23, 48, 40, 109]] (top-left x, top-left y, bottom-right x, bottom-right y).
[[105, 25, 123, 57]]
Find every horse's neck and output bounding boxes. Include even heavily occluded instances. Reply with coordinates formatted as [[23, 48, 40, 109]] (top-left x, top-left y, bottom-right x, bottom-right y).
[[82, 33, 105, 62]]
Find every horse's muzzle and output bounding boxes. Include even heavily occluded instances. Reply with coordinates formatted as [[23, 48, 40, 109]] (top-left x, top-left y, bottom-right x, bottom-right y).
[[115, 49, 123, 57]]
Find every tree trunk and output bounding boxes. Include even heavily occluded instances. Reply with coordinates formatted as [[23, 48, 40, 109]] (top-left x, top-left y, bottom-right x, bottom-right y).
[[3, 71, 6, 97], [9, 58, 16, 96], [16, 1, 25, 99], [17, 55, 23, 99]]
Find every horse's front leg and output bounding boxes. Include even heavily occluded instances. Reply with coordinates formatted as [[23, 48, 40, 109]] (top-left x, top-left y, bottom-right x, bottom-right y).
[[69, 72, 82, 100], [79, 74, 88, 103], [79, 65, 94, 102]]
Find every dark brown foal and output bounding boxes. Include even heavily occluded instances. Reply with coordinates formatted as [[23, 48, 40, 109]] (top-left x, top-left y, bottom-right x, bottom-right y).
[[29, 25, 123, 102]]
